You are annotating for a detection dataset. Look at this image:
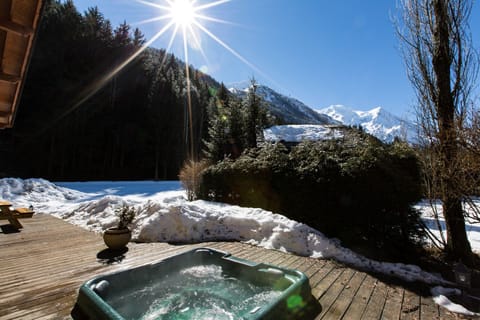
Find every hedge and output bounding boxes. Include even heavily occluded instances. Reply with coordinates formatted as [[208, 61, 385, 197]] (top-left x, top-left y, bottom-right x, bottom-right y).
[[198, 130, 425, 255]]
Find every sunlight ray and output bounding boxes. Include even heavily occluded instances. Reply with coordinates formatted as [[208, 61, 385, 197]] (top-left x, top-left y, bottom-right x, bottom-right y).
[[134, 14, 172, 26], [37, 20, 177, 136], [130, 0, 278, 158], [194, 14, 233, 25], [159, 23, 180, 68], [182, 25, 195, 158], [135, 0, 170, 11], [187, 23, 210, 65], [104, 20, 175, 87], [196, 0, 231, 11], [164, 23, 180, 58], [193, 21, 266, 79]]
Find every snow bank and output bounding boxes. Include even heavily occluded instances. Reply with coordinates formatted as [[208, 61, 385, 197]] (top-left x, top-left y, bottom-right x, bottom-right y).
[[60, 195, 449, 285], [0, 178, 87, 213], [0, 178, 450, 286], [133, 200, 449, 285], [0, 178, 85, 203]]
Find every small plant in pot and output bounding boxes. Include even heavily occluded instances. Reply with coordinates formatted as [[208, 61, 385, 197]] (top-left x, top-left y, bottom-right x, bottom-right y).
[[103, 205, 136, 250]]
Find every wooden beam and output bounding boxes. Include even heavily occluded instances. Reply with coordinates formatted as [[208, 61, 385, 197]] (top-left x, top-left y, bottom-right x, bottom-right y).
[[0, 118, 9, 126], [0, 100, 12, 109], [0, 71, 20, 83], [0, 111, 11, 117], [0, 19, 33, 37]]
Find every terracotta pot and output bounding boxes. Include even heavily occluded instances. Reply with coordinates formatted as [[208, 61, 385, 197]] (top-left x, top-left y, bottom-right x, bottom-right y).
[[103, 227, 131, 250]]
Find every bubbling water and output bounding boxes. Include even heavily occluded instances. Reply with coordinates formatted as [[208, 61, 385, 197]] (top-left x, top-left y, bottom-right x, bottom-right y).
[[107, 265, 282, 319]]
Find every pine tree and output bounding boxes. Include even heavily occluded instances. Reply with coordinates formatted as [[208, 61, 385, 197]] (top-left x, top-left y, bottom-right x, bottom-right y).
[[245, 78, 260, 148], [113, 21, 131, 48], [228, 99, 244, 156], [204, 96, 228, 162], [133, 28, 146, 48]]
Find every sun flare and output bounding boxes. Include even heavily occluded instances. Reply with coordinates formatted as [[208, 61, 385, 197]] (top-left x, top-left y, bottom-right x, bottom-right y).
[[134, 0, 264, 158], [170, 0, 196, 27]]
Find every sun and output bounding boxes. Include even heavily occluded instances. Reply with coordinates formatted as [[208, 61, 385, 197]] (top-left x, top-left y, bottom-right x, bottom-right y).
[[134, 0, 264, 158], [170, 0, 196, 27]]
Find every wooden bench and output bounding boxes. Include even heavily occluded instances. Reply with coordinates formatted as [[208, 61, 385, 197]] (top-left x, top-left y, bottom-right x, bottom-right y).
[[0, 200, 34, 230]]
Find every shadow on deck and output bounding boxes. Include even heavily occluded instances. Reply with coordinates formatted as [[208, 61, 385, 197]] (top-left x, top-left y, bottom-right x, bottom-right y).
[[0, 214, 468, 319]]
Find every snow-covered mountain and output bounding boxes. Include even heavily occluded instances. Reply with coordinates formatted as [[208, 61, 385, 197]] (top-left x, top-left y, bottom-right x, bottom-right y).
[[228, 82, 415, 143], [229, 82, 336, 125], [317, 105, 417, 143]]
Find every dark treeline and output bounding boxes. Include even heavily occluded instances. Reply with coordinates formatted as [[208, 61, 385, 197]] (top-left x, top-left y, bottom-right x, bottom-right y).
[[0, 0, 219, 180]]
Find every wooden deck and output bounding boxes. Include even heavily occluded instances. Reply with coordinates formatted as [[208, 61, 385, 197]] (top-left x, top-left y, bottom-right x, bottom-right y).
[[0, 214, 461, 319]]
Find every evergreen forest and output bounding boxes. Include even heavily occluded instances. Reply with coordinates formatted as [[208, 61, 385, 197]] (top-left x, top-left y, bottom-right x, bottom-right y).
[[0, 0, 243, 181]]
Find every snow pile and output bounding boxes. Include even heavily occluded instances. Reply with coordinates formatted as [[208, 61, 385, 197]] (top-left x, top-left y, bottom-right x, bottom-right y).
[[0, 178, 452, 286], [263, 125, 343, 143], [0, 178, 87, 213], [431, 287, 480, 317], [61, 194, 448, 285], [0, 178, 84, 202]]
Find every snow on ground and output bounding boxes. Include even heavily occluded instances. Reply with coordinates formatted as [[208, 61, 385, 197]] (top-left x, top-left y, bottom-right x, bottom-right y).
[[2, 178, 480, 316], [263, 125, 343, 143], [1, 178, 452, 282], [431, 287, 480, 317], [416, 200, 480, 254]]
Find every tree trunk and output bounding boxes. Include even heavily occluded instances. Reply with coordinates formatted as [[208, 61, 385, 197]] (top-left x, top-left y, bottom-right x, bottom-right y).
[[48, 133, 56, 178], [154, 146, 159, 180], [433, 0, 472, 263]]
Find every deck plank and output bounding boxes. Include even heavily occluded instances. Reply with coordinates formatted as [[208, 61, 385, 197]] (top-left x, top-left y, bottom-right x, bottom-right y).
[[0, 214, 459, 320], [400, 289, 421, 320], [420, 295, 441, 320], [340, 274, 378, 320], [381, 285, 405, 320], [315, 268, 356, 319], [361, 279, 389, 320], [319, 271, 366, 320]]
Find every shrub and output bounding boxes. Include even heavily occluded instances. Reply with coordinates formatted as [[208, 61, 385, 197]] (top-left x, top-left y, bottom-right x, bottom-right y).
[[179, 159, 210, 201], [115, 205, 136, 229], [199, 131, 425, 256]]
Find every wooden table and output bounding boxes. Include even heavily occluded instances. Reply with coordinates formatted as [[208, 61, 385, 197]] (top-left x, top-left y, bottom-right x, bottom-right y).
[[0, 200, 34, 230]]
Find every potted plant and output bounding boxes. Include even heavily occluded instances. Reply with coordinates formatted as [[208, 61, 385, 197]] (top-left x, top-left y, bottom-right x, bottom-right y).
[[103, 205, 136, 250]]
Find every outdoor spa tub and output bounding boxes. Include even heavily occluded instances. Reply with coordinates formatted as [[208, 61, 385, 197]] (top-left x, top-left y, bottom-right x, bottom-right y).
[[71, 248, 319, 319]]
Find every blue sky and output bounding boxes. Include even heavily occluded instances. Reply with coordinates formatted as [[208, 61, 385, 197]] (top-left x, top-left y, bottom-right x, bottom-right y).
[[72, 0, 480, 118]]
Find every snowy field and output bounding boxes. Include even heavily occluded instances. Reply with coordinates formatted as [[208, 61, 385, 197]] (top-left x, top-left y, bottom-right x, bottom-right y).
[[1, 178, 478, 316], [416, 200, 480, 255]]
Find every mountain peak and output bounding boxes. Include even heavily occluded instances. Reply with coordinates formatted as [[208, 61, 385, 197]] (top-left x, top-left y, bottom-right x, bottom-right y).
[[228, 81, 337, 125], [316, 105, 416, 143], [227, 80, 251, 94], [227, 83, 416, 143]]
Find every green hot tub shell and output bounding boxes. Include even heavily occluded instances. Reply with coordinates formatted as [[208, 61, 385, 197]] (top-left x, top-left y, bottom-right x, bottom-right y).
[[71, 248, 319, 319]]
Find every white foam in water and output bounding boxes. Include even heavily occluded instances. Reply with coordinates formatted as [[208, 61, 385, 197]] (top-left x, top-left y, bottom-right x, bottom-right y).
[[107, 264, 282, 319], [180, 265, 224, 280]]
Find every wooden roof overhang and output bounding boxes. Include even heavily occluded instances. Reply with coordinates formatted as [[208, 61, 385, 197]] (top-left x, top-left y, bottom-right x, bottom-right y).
[[0, 0, 44, 129]]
